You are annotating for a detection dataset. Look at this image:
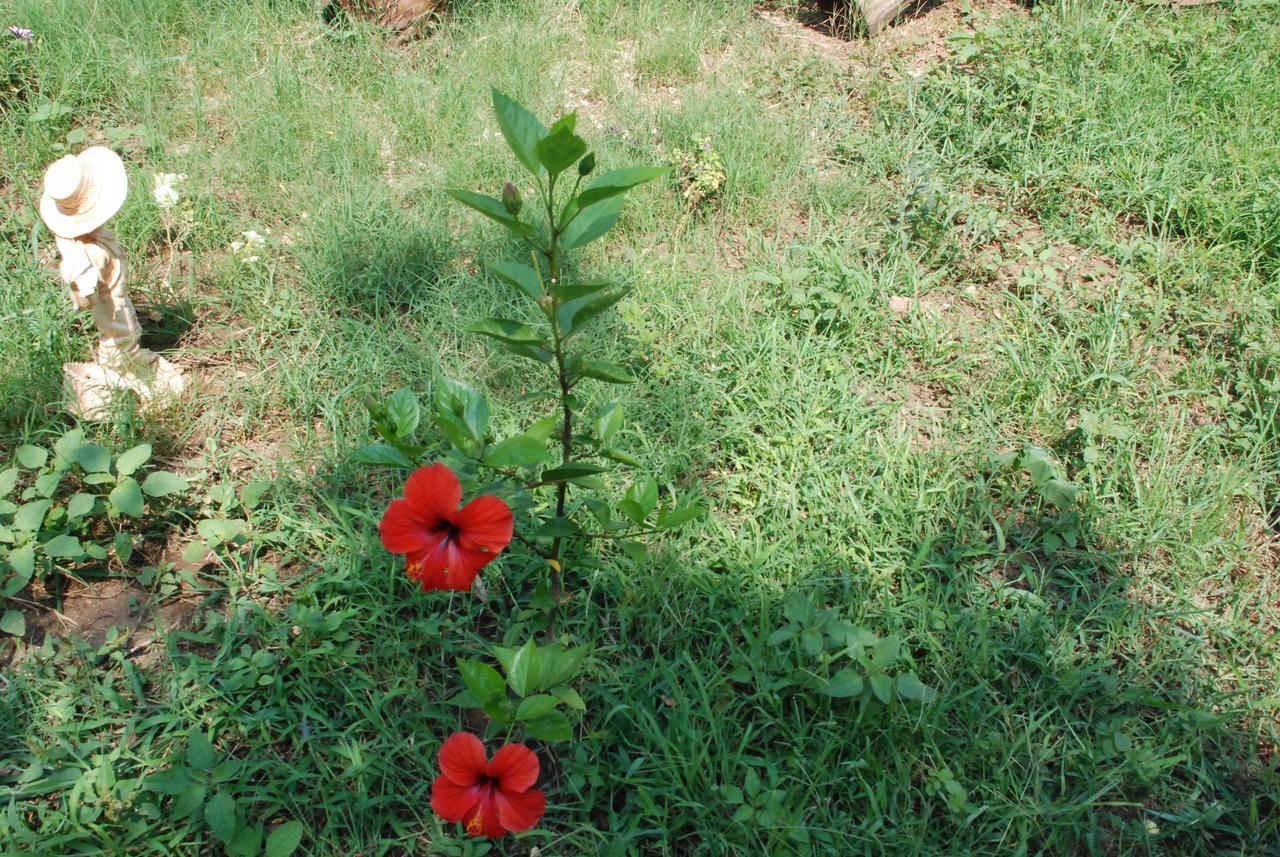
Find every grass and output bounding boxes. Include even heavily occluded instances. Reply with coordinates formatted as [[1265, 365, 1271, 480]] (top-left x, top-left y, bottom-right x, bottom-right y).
[[2, 0, 1278, 853]]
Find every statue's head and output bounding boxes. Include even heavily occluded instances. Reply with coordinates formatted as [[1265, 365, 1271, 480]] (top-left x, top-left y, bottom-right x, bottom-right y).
[[39, 147, 128, 239]]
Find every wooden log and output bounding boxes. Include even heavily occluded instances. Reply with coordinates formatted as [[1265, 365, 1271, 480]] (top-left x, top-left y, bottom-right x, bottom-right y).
[[857, 0, 916, 35]]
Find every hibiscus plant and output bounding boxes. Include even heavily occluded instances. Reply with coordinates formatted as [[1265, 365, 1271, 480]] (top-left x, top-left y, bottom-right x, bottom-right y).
[[357, 89, 705, 840]]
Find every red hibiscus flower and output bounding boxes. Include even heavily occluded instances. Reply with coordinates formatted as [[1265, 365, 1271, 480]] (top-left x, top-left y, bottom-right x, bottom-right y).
[[379, 464, 514, 591], [430, 732, 547, 839]]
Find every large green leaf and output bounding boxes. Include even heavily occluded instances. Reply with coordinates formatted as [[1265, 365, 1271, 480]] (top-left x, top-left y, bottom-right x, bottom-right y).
[[0, 609, 25, 637], [555, 287, 627, 339], [114, 443, 152, 477], [560, 195, 625, 250], [109, 477, 146, 518], [42, 534, 84, 559], [142, 471, 188, 497], [433, 378, 489, 455], [524, 709, 572, 742], [351, 444, 414, 469], [506, 639, 541, 697], [491, 88, 548, 176], [13, 500, 51, 533], [561, 166, 669, 224], [535, 113, 587, 176], [15, 445, 47, 470], [570, 359, 636, 385], [823, 668, 864, 699], [265, 821, 304, 857], [385, 388, 421, 439], [486, 260, 545, 300], [206, 792, 237, 843], [445, 189, 533, 237], [467, 318, 548, 347], [458, 658, 506, 705], [514, 694, 560, 721], [0, 468, 19, 496], [484, 434, 551, 469], [75, 443, 111, 473]]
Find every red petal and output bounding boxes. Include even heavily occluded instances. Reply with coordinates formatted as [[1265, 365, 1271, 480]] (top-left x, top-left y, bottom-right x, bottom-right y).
[[430, 774, 482, 823], [437, 732, 487, 786], [463, 790, 506, 839], [408, 546, 449, 590], [379, 499, 436, 555], [404, 464, 462, 520], [488, 743, 539, 793], [494, 787, 546, 833], [442, 544, 490, 591], [453, 495, 514, 554]]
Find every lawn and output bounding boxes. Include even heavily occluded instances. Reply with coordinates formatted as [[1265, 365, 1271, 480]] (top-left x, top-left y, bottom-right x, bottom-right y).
[[1, 0, 1278, 854]]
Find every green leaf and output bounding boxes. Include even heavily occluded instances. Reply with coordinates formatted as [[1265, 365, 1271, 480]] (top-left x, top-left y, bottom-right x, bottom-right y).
[[174, 782, 207, 817], [146, 768, 192, 795], [871, 636, 900, 670], [115, 443, 152, 477], [197, 519, 247, 546], [142, 471, 188, 497], [506, 639, 541, 697], [532, 517, 578, 539], [352, 443, 415, 469], [66, 493, 96, 520], [895, 673, 936, 703], [433, 378, 489, 455], [75, 443, 111, 473], [109, 477, 146, 518], [13, 500, 52, 532], [15, 445, 47, 470], [53, 428, 86, 464], [206, 792, 238, 843], [467, 318, 548, 347], [571, 359, 636, 385], [823, 668, 864, 698], [458, 659, 506, 705], [556, 287, 627, 339], [620, 476, 659, 524], [240, 480, 272, 511], [601, 447, 642, 467], [491, 88, 549, 176], [114, 531, 134, 564], [550, 685, 586, 711], [514, 694, 560, 721], [657, 502, 705, 529], [83, 542, 108, 560], [524, 709, 572, 742], [535, 113, 588, 176], [484, 434, 551, 469], [227, 821, 262, 857], [561, 195, 625, 250], [541, 463, 608, 483], [266, 821, 304, 857], [527, 414, 561, 443], [486, 260, 544, 301], [445, 189, 533, 237], [42, 534, 84, 559], [34, 472, 61, 498], [8, 545, 35, 582], [595, 402, 624, 443], [540, 645, 586, 688], [0, 609, 25, 637], [1041, 478, 1079, 511], [187, 731, 217, 771], [386, 388, 421, 439], [561, 166, 669, 224], [0, 468, 18, 496], [870, 674, 893, 705]]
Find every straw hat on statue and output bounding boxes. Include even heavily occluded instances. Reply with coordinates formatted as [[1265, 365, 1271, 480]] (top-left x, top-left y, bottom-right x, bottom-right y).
[[38, 146, 128, 239]]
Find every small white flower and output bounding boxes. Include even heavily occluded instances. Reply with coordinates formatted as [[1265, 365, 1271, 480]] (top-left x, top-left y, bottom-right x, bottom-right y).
[[152, 172, 187, 209], [231, 229, 268, 264]]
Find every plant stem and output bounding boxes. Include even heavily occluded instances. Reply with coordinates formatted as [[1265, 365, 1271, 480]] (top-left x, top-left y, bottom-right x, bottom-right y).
[[544, 174, 570, 639]]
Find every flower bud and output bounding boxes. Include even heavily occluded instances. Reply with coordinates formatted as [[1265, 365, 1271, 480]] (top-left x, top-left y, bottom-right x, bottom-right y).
[[578, 152, 596, 177], [501, 181, 522, 216]]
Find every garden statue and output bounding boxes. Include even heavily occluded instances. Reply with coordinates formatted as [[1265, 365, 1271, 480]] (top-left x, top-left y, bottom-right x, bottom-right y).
[[38, 146, 184, 419]]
